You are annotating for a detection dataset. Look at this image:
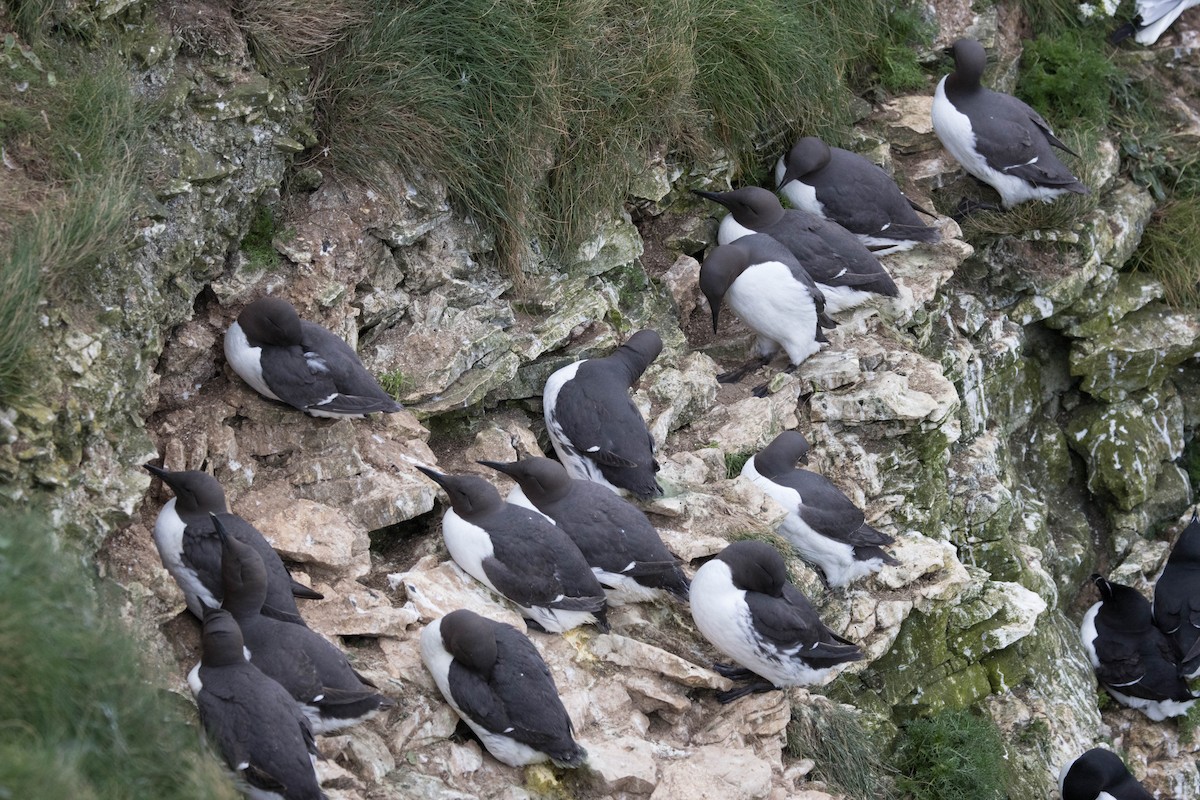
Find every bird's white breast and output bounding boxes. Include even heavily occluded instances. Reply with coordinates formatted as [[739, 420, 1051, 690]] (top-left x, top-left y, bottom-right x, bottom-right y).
[[726, 261, 821, 365], [441, 509, 498, 592], [716, 214, 758, 245], [224, 321, 280, 401]]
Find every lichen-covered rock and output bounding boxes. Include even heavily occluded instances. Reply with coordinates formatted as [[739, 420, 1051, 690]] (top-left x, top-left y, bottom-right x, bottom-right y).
[[1069, 303, 1200, 402], [1065, 389, 1185, 511]]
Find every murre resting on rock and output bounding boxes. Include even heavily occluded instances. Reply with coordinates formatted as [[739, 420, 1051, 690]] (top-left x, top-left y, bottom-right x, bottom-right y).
[[693, 186, 898, 314], [775, 136, 941, 255], [415, 466, 609, 633], [690, 540, 862, 703], [224, 296, 402, 419], [699, 234, 836, 390], [144, 463, 320, 625], [189, 607, 327, 800], [932, 38, 1089, 211], [542, 329, 663, 499], [1153, 511, 1200, 678], [741, 431, 896, 587], [1081, 573, 1195, 721], [1058, 748, 1153, 800], [214, 515, 395, 734], [479, 457, 689, 604], [420, 609, 588, 768], [1110, 0, 1200, 46]]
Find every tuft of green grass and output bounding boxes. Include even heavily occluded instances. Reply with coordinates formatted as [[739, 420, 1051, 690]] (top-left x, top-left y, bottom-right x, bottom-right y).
[[787, 701, 897, 800], [233, 0, 367, 74], [892, 709, 1011, 800], [724, 450, 752, 479], [378, 369, 413, 400], [1017, 29, 1116, 129], [1129, 198, 1200, 307], [858, 3, 937, 95], [312, 0, 890, 277], [240, 205, 281, 273], [0, 514, 239, 800], [0, 35, 148, 404]]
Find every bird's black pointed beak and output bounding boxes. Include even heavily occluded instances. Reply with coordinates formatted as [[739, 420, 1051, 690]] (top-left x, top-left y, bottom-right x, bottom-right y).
[[692, 188, 729, 208], [143, 462, 168, 479], [477, 460, 518, 478], [210, 512, 231, 545], [710, 304, 721, 334], [780, 165, 802, 187], [415, 464, 453, 493]]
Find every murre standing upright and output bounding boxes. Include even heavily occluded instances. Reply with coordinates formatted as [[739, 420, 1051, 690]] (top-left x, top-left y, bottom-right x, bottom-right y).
[[1080, 573, 1195, 721], [690, 540, 862, 703], [1153, 511, 1200, 678], [699, 234, 836, 389], [224, 296, 402, 419], [144, 463, 320, 625], [932, 38, 1089, 210], [693, 186, 898, 314], [775, 136, 941, 255], [741, 431, 896, 587], [188, 607, 327, 800], [415, 466, 609, 633], [214, 515, 396, 734], [1058, 748, 1153, 800], [542, 329, 663, 499], [479, 457, 690, 604], [420, 609, 588, 768]]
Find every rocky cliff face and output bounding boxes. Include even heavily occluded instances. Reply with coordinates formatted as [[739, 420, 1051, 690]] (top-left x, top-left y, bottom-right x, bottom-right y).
[[5, 2, 1200, 798]]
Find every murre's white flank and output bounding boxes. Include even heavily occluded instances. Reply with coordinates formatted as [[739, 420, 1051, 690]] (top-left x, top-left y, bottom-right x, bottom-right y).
[[481, 457, 689, 605], [224, 296, 402, 419], [932, 39, 1088, 209], [415, 466, 608, 633], [542, 330, 663, 500], [189, 608, 327, 800], [214, 516, 395, 734], [1153, 511, 1200, 678], [1081, 573, 1195, 721], [694, 186, 898, 314], [1109, 0, 1199, 45], [699, 234, 836, 390], [144, 463, 320, 625], [741, 431, 896, 587], [690, 540, 862, 703], [1058, 748, 1153, 800], [420, 610, 587, 768], [775, 137, 940, 255]]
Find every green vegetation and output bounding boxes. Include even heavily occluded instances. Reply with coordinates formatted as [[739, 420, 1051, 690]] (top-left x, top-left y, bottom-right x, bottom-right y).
[[234, 0, 366, 74], [724, 450, 752, 479], [892, 709, 1011, 800], [378, 369, 413, 400], [861, 4, 937, 95], [1129, 198, 1200, 307], [312, 0, 891, 276], [1016, 29, 1116, 128], [787, 701, 896, 800], [0, 514, 237, 800], [0, 30, 148, 404], [240, 205, 281, 273]]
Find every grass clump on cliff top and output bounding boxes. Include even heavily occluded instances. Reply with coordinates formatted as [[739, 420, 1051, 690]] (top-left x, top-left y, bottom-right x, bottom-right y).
[[787, 700, 897, 800], [0, 32, 148, 404], [0, 514, 237, 800], [1129, 197, 1200, 308], [1016, 28, 1117, 129], [311, 0, 889, 276], [891, 708, 1011, 800]]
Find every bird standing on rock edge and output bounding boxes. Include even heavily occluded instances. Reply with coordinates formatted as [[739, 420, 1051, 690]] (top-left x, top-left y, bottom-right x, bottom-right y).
[[1058, 748, 1153, 800], [775, 136, 941, 255], [931, 38, 1089, 212], [542, 329, 664, 500], [144, 462, 320, 625], [698, 234, 837, 393], [690, 540, 862, 703], [224, 296, 403, 419], [693, 186, 899, 314], [213, 515, 396, 734], [189, 607, 328, 800], [1152, 511, 1200, 678], [480, 456, 690, 604], [415, 466, 609, 633], [420, 609, 588, 769], [740, 430, 897, 587]]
